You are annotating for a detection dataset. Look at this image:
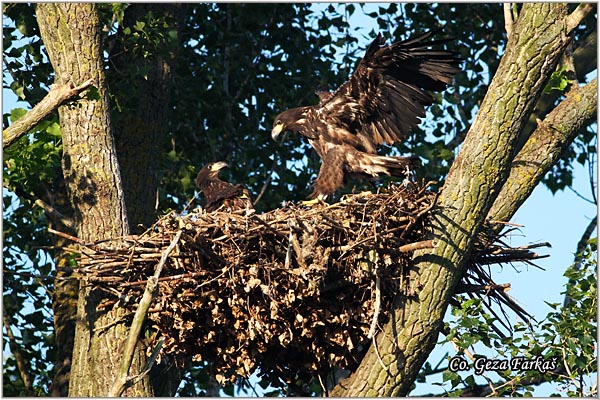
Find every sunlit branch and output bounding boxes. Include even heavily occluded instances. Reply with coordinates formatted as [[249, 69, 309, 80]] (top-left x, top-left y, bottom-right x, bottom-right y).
[[3, 78, 94, 148]]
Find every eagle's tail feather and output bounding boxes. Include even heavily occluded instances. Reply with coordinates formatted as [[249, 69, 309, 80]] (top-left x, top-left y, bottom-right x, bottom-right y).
[[370, 154, 421, 177]]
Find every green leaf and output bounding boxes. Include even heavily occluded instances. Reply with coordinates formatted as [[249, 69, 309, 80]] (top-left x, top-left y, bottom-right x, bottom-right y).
[[442, 369, 454, 382], [543, 65, 570, 94], [544, 301, 560, 310], [45, 121, 61, 137], [10, 81, 26, 100], [10, 107, 28, 123], [134, 20, 146, 31]]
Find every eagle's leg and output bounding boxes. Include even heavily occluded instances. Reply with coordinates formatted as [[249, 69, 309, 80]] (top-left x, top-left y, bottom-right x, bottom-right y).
[[303, 148, 346, 206]]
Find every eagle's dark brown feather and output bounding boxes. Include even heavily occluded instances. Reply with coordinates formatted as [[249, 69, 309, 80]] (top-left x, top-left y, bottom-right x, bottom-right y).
[[196, 162, 254, 212], [272, 27, 460, 199]]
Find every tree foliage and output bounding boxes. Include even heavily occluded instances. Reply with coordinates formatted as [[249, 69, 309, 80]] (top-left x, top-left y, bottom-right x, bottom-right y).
[[2, 3, 597, 396], [441, 239, 597, 397]]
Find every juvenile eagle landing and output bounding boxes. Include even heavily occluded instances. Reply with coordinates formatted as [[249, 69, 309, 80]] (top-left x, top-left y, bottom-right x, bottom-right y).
[[196, 162, 254, 213], [271, 28, 461, 200]]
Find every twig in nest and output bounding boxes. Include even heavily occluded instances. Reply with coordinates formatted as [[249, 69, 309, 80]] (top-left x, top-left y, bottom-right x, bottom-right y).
[[251, 214, 289, 239], [253, 157, 277, 206], [181, 191, 200, 215], [48, 227, 85, 244], [487, 219, 524, 227], [285, 230, 294, 269], [123, 337, 165, 391], [399, 191, 439, 240], [367, 275, 382, 339], [120, 271, 208, 288], [397, 240, 435, 253], [455, 283, 511, 294]]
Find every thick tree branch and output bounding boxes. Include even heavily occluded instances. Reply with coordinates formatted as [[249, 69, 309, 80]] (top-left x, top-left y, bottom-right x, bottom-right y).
[[488, 78, 597, 223], [3, 79, 94, 148], [332, 4, 573, 396], [517, 27, 596, 147], [566, 3, 596, 32]]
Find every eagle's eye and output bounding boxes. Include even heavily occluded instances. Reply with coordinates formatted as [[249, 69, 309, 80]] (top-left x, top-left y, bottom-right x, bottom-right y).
[[275, 120, 282, 126]]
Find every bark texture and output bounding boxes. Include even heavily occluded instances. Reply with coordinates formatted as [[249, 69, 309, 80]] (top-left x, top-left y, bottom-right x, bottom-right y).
[[107, 5, 188, 393], [332, 4, 575, 396], [518, 25, 597, 149], [36, 4, 128, 240], [50, 242, 78, 397], [36, 4, 151, 396]]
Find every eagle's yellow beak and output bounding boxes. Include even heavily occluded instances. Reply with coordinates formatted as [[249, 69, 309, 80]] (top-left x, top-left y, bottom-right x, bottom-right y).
[[271, 122, 284, 141], [211, 161, 228, 171]]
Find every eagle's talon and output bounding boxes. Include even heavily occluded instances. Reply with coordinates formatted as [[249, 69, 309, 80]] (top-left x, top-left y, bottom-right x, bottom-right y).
[[300, 197, 326, 207]]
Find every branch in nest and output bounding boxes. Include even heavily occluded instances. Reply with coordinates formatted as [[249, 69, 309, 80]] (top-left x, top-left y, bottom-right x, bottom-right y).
[[397, 240, 435, 253], [48, 227, 85, 244]]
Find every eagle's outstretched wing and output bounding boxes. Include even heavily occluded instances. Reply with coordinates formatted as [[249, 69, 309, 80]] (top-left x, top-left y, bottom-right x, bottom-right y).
[[318, 28, 461, 148], [271, 27, 460, 200]]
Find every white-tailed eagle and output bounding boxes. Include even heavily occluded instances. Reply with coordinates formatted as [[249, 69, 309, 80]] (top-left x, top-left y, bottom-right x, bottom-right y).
[[271, 27, 461, 200], [196, 162, 254, 213]]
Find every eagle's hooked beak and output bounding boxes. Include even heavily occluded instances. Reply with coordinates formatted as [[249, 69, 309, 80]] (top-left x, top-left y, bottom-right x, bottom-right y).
[[271, 121, 284, 141], [211, 161, 229, 171]]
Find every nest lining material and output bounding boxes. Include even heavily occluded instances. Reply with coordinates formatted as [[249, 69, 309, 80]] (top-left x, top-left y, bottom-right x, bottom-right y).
[[75, 181, 544, 387]]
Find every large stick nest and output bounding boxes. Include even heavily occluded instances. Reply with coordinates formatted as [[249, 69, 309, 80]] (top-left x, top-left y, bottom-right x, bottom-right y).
[[75, 181, 545, 387]]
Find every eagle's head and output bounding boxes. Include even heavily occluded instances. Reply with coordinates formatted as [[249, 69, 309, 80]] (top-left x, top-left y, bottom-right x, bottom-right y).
[[271, 107, 312, 141], [196, 161, 228, 187]]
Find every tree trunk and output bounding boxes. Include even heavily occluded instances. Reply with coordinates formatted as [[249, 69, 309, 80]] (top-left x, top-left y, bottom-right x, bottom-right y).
[[108, 4, 188, 394], [36, 4, 152, 396], [49, 208, 78, 397], [332, 3, 576, 396]]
